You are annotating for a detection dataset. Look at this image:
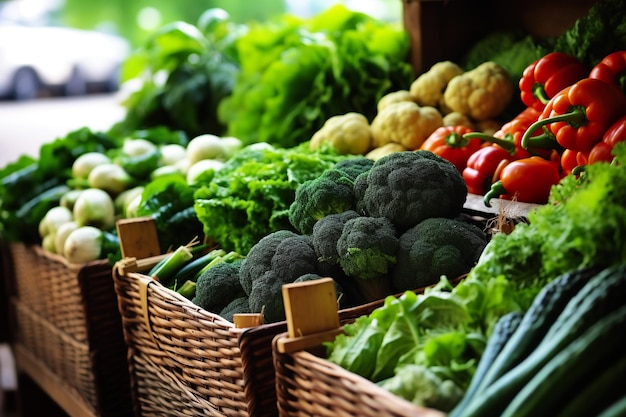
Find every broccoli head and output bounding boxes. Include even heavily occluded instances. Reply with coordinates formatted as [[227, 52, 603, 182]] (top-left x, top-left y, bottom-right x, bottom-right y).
[[336, 216, 399, 303], [192, 259, 246, 314], [334, 156, 374, 180], [392, 217, 488, 292], [312, 210, 361, 265], [354, 150, 467, 231], [239, 230, 319, 323], [219, 296, 251, 323], [288, 168, 358, 235]]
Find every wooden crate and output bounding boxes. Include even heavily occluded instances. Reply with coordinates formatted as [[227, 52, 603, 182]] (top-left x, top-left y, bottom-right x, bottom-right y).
[[404, 0, 598, 74], [4, 243, 133, 417], [272, 278, 447, 417], [112, 256, 395, 417]]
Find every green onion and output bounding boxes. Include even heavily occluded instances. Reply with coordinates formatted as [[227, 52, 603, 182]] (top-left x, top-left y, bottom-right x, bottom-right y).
[[175, 280, 197, 299], [150, 245, 194, 287]]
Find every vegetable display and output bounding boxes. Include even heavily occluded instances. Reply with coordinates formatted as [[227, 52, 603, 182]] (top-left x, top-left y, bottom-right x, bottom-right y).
[[218, 5, 414, 149], [518, 52, 588, 111], [324, 144, 626, 411], [202, 150, 488, 323], [193, 142, 346, 255], [2, 2, 626, 415], [451, 264, 626, 417]]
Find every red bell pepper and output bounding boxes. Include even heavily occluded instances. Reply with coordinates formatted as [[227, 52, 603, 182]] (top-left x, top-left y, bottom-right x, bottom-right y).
[[420, 125, 481, 172], [560, 148, 589, 176], [521, 78, 626, 154], [589, 50, 626, 95], [519, 52, 588, 112], [588, 115, 626, 164], [462, 145, 514, 195], [483, 156, 561, 207], [466, 107, 557, 159]]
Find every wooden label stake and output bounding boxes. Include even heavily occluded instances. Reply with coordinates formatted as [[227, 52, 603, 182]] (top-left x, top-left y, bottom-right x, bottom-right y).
[[233, 313, 264, 328], [277, 277, 342, 353], [116, 217, 161, 259]]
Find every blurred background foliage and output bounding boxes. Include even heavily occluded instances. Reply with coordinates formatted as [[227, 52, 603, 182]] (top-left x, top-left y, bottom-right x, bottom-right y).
[[0, 0, 401, 48]]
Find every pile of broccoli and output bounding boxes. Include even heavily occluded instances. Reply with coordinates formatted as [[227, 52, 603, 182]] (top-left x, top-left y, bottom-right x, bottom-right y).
[[194, 151, 489, 324]]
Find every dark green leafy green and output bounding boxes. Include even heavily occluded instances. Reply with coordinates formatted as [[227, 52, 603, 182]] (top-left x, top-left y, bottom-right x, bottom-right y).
[[136, 173, 205, 253], [111, 12, 243, 138], [218, 4, 413, 149], [193, 142, 345, 255], [544, 0, 626, 68]]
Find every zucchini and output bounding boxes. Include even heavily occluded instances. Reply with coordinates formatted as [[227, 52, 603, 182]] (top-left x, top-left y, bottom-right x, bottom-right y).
[[457, 263, 626, 417], [450, 266, 598, 417], [501, 304, 626, 417]]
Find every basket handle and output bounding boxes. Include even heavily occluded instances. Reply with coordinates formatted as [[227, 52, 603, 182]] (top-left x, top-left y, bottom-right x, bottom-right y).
[[138, 274, 161, 347]]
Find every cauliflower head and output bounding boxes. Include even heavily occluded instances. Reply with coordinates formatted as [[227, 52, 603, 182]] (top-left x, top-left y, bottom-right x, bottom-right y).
[[370, 101, 443, 150], [377, 90, 416, 112], [442, 61, 514, 121], [410, 61, 464, 107], [310, 112, 372, 155], [442, 111, 475, 129]]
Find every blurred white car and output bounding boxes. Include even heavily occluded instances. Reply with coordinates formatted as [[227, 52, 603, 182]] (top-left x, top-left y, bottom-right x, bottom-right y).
[[0, 25, 130, 100]]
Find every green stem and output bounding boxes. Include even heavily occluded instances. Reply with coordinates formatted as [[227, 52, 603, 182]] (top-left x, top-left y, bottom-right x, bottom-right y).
[[532, 83, 551, 105], [464, 132, 517, 156], [151, 244, 194, 286], [617, 72, 626, 95], [520, 107, 586, 150], [522, 127, 560, 154], [484, 181, 506, 208], [445, 132, 471, 148], [175, 280, 197, 299]]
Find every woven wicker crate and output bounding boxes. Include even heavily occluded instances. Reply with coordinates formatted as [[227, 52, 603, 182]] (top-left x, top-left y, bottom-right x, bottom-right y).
[[272, 278, 448, 417], [5, 242, 134, 417], [112, 257, 394, 417], [273, 342, 446, 417]]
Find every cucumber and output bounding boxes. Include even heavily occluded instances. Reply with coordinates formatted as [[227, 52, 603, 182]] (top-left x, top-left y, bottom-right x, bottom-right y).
[[501, 304, 626, 417], [597, 396, 626, 417], [554, 354, 626, 417], [457, 263, 626, 417], [450, 266, 597, 417]]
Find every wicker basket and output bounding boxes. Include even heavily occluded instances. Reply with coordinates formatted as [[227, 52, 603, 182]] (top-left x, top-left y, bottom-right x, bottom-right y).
[[270, 276, 472, 417], [6, 242, 134, 417], [112, 257, 396, 417], [273, 341, 446, 417]]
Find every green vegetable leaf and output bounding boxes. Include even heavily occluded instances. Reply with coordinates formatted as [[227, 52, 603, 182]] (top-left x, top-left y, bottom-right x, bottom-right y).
[[326, 315, 385, 379], [137, 174, 204, 252], [193, 143, 342, 254]]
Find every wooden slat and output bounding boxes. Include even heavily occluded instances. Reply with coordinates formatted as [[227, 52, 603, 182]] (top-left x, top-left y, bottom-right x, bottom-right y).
[[13, 344, 97, 417]]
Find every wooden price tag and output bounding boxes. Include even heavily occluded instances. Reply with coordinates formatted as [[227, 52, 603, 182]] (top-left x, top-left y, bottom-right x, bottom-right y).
[[276, 277, 342, 354]]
